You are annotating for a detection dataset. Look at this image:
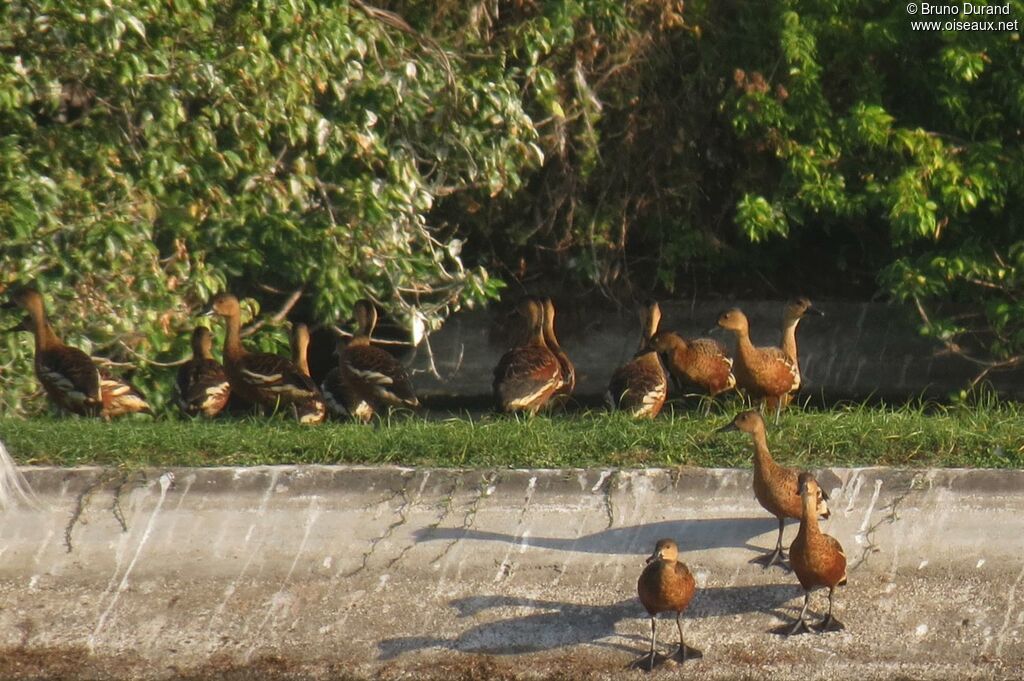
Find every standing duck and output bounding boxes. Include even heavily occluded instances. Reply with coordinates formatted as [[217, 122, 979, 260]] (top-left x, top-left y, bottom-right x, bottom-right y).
[[337, 299, 419, 416], [789, 472, 847, 634], [5, 288, 150, 419], [716, 410, 830, 568], [290, 323, 327, 425], [493, 297, 562, 415], [542, 298, 575, 405], [204, 293, 321, 418], [175, 326, 230, 418], [778, 297, 822, 409], [646, 328, 735, 400], [716, 308, 798, 422], [636, 538, 698, 670], [606, 300, 668, 419]]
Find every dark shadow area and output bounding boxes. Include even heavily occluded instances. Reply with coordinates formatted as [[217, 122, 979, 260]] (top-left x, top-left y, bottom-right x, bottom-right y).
[[378, 583, 802, 661], [414, 517, 791, 557]]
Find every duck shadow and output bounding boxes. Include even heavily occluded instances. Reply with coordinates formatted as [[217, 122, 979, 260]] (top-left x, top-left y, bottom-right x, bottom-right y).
[[377, 583, 802, 661], [413, 517, 792, 557]]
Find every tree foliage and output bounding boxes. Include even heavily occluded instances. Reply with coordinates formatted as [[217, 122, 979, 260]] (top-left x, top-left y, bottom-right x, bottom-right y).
[[1, 0, 1022, 414]]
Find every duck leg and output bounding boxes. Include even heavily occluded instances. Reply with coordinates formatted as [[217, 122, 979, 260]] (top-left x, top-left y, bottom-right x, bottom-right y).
[[755, 517, 788, 568], [819, 587, 844, 631], [788, 591, 813, 635], [647, 615, 658, 671], [674, 612, 687, 663]]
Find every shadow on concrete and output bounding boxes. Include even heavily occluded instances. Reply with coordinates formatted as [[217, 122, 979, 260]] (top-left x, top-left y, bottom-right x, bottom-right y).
[[413, 517, 791, 557], [377, 584, 801, 661]]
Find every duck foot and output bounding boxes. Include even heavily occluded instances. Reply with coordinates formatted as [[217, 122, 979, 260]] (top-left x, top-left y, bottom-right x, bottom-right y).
[[751, 547, 789, 570], [786, 617, 815, 636], [627, 651, 662, 671], [673, 643, 703, 662], [818, 615, 844, 632]]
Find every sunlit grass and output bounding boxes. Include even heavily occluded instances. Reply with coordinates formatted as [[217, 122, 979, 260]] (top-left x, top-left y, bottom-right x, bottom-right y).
[[0, 400, 1021, 469]]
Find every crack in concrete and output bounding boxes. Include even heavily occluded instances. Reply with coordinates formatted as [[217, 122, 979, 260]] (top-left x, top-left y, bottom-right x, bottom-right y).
[[64, 470, 125, 554], [109, 470, 148, 534], [429, 472, 498, 566], [385, 475, 456, 569], [345, 472, 416, 577], [599, 470, 620, 530], [850, 475, 920, 572]]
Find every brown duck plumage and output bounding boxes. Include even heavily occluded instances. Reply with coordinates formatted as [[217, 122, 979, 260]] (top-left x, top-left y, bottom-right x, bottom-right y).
[[290, 323, 327, 425], [6, 289, 102, 416], [717, 410, 830, 568], [789, 472, 847, 634], [7, 288, 150, 418], [99, 371, 152, 419], [493, 297, 561, 415], [778, 297, 822, 408], [607, 300, 668, 419], [647, 330, 736, 397], [176, 326, 230, 418], [337, 300, 419, 417], [542, 298, 575, 401], [717, 308, 798, 419], [205, 293, 320, 415], [636, 538, 697, 670]]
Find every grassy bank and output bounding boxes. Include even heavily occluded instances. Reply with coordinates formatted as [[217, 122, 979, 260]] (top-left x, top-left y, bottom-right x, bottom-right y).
[[0, 402, 1021, 469]]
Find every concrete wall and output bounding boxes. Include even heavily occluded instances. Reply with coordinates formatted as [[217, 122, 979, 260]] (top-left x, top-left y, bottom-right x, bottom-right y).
[[1, 465, 1023, 679], [405, 301, 1024, 403]]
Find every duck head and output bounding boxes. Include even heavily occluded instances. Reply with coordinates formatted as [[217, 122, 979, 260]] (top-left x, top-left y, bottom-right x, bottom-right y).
[[646, 538, 680, 564], [715, 409, 765, 435]]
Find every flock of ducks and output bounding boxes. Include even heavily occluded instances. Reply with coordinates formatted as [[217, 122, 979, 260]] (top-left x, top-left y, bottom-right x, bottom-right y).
[[638, 410, 847, 669], [4, 286, 847, 666], [5, 287, 821, 424]]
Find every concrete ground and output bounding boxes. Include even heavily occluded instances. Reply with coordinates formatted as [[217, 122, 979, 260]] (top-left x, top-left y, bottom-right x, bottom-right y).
[[0, 465, 1022, 680]]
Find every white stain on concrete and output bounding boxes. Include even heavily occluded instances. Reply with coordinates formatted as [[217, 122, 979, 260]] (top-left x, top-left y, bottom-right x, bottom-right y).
[[88, 472, 174, 652]]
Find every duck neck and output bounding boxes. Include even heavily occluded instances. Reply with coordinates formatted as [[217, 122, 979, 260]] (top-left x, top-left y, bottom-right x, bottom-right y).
[[293, 343, 310, 376], [734, 328, 757, 362], [223, 313, 245, 360], [799, 492, 821, 536], [750, 429, 777, 474], [781, 318, 800, 364], [28, 311, 61, 352]]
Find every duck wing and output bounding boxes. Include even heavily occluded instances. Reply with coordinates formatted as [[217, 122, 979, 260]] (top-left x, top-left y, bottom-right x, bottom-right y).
[[341, 345, 419, 408], [177, 358, 230, 417], [493, 344, 560, 412], [36, 346, 102, 415], [236, 352, 319, 400]]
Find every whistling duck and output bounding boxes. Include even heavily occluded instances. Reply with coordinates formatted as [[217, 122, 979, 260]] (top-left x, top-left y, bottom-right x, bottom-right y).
[[492, 297, 561, 415], [5, 288, 102, 416], [290, 323, 327, 425], [647, 329, 735, 400], [636, 538, 697, 671], [5, 288, 151, 419], [717, 308, 798, 422], [778, 297, 822, 409], [542, 298, 575, 404], [716, 410, 830, 568], [204, 293, 321, 417], [606, 300, 668, 419], [789, 472, 847, 634], [320, 352, 372, 423], [175, 326, 230, 418], [337, 300, 419, 416]]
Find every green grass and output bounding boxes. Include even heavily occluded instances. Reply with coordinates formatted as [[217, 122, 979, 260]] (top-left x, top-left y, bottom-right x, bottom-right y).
[[1, 401, 1022, 469]]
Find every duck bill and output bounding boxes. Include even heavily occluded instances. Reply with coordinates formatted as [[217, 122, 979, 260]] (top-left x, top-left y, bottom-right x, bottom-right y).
[[645, 550, 660, 565], [806, 307, 825, 317], [714, 422, 738, 434]]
